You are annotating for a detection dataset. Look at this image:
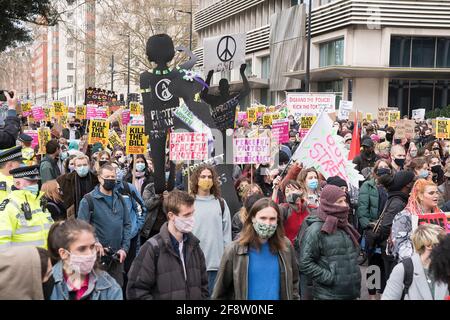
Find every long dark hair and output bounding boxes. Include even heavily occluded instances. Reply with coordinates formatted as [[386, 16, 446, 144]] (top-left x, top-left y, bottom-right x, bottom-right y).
[[239, 198, 286, 253]]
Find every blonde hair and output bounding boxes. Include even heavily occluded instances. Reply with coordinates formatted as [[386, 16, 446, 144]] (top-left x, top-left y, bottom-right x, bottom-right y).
[[412, 224, 445, 255], [41, 180, 62, 203]]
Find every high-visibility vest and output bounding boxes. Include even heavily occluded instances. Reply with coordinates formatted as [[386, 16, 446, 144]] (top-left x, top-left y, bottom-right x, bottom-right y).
[[0, 190, 54, 251], [0, 172, 13, 202]]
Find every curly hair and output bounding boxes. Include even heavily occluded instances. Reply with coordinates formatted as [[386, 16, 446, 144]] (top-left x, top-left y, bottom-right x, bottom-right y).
[[430, 235, 450, 286], [189, 164, 221, 198]]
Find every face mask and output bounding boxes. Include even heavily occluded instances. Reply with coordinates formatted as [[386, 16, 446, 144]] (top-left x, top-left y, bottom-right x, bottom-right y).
[[307, 179, 319, 190], [345, 144, 350, 150], [376, 168, 391, 177], [173, 215, 195, 233], [286, 192, 301, 204], [410, 150, 418, 157], [99, 160, 108, 167], [135, 163, 146, 172], [252, 220, 278, 239], [394, 158, 405, 168], [118, 156, 125, 164], [61, 152, 69, 161], [76, 165, 89, 177], [24, 184, 39, 194], [418, 170, 429, 179], [66, 250, 97, 275], [198, 178, 213, 191], [102, 179, 116, 191], [431, 165, 443, 174], [386, 133, 393, 142]]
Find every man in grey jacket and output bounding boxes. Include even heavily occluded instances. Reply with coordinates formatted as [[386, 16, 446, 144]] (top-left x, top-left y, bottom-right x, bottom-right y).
[[39, 139, 61, 183], [78, 164, 131, 287]]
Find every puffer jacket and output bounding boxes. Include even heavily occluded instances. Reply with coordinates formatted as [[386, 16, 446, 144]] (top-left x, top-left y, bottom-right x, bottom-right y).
[[299, 215, 361, 300], [356, 179, 379, 230], [212, 238, 300, 300]]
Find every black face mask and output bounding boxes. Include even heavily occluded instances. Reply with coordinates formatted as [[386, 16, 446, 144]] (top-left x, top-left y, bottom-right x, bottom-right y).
[[376, 168, 391, 177], [386, 133, 394, 142], [431, 165, 443, 174], [42, 275, 55, 300], [99, 160, 108, 167], [102, 179, 116, 191], [394, 158, 405, 168]]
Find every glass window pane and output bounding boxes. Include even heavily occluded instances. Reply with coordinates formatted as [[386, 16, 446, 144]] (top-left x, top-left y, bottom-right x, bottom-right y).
[[261, 56, 270, 79], [319, 38, 344, 67], [437, 38, 450, 68], [388, 79, 409, 116], [389, 36, 411, 67], [411, 37, 435, 68], [410, 80, 434, 112], [434, 80, 450, 109]]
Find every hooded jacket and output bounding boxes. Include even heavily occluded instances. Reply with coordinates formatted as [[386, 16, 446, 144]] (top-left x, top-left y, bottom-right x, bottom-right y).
[[40, 155, 61, 184]]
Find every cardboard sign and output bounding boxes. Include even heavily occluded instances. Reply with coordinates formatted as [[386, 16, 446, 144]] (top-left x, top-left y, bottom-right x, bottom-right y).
[[263, 113, 273, 127], [53, 101, 65, 117], [85, 87, 117, 106], [126, 125, 146, 154], [108, 129, 124, 148], [436, 118, 450, 139], [338, 100, 353, 120], [37, 127, 51, 155], [272, 119, 290, 144], [286, 93, 335, 118], [272, 112, 280, 121], [300, 116, 316, 138], [233, 135, 272, 164], [122, 109, 131, 125], [247, 107, 257, 123], [22, 102, 32, 117], [31, 106, 45, 121], [130, 102, 142, 115], [203, 33, 246, 73], [88, 119, 109, 146], [211, 96, 240, 132], [76, 105, 86, 120], [388, 110, 400, 127], [24, 130, 38, 149], [377, 107, 391, 127], [416, 212, 450, 234], [412, 109, 426, 121], [169, 132, 208, 161], [394, 119, 416, 139]]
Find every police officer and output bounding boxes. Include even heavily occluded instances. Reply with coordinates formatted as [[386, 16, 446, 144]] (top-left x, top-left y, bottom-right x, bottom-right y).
[[18, 133, 36, 166], [0, 164, 54, 251], [0, 146, 23, 201]]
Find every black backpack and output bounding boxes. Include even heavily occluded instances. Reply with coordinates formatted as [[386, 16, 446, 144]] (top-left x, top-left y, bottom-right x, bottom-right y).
[[401, 257, 414, 300]]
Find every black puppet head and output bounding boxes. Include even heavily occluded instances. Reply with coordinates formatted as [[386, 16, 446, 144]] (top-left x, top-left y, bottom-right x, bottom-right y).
[[219, 78, 230, 96], [146, 34, 175, 66]]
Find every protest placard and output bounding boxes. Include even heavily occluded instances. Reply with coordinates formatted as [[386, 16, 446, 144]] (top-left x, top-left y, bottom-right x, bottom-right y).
[[108, 129, 124, 148], [377, 107, 391, 127], [286, 93, 335, 119], [43, 107, 53, 122], [366, 113, 373, 121], [388, 110, 400, 127], [24, 130, 38, 149], [211, 96, 240, 131], [126, 125, 146, 155], [169, 132, 208, 161], [122, 109, 131, 125], [53, 101, 64, 117], [175, 104, 213, 141], [37, 127, 51, 155], [76, 105, 86, 119], [86, 104, 97, 120], [31, 106, 45, 121], [247, 107, 257, 123], [233, 135, 272, 164], [272, 112, 280, 121], [96, 106, 108, 119], [203, 33, 246, 73], [300, 116, 316, 138], [414, 212, 450, 234], [394, 119, 415, 139], [436, 118, 450, 139], [130, 102, 142, 115], [272, 119, 290, 144], [85, 88, 117, 106], [412, 109, 426, 121], [263, 113, 273, 127], [338, 100, 353, 120], [88, 119, 109, 146], [22, 102, 32, 117], [237, 111, 247, 125]]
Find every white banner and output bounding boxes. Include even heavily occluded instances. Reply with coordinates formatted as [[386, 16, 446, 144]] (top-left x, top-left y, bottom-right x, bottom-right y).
[[286, 93, 335, 119], [291, 111, 363, 189], [203, 33, 246, 73], [338, 100, 353, 120]]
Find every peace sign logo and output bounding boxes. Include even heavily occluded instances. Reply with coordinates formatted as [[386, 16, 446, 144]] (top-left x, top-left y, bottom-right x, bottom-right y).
[[217, 36, 236, 62]]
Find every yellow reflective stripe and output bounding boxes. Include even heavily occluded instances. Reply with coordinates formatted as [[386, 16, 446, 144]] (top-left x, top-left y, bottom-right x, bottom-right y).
[[0, 230, 12, 237], [15, 225, 42, 235], [11, 239, 45, 247]]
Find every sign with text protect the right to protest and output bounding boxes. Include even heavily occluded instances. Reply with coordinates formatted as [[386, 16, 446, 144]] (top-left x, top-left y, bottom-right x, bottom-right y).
[[169, 132, 208, 161], [286, 93, 335, 119], [233, 135, 272, 164]]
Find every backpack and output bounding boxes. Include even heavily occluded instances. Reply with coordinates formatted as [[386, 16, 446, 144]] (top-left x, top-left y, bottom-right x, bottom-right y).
[[401, 257, 414, 300], [218, 197, 225, 217]]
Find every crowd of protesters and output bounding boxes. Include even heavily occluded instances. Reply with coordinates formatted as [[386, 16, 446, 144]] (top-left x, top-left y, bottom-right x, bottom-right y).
[[0, 88, 449, 301]]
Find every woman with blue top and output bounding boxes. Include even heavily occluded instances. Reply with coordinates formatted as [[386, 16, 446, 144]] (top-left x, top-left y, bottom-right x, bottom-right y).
[[212, 198, 299, 300]]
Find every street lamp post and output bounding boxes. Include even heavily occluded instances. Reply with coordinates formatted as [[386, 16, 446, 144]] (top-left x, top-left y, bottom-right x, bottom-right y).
[[176, 0, 193, 51]]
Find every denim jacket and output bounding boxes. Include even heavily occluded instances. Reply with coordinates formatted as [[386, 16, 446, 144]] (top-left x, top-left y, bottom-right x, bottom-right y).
[[50, 261, 123, 300]]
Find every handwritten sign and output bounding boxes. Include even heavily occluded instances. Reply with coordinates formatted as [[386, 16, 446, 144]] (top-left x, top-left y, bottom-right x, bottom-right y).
[[88, 119, 109, 146], [377, 107, 397, 127], [388, 110, 400, 127], [412, 109, 425, 121], [338, 100, 353, 120], [272, 119, 290, 144], [233, 136, 272, 164], [394, 119, 416, 139], [286, 93, 335, 118], [300, 116, 316, 138], [212, 96, 240, 131], [366, 113, 373, 121], [169, 132, 208, 161], [126, 125, 146, 154], [416, 213, 450, 234]]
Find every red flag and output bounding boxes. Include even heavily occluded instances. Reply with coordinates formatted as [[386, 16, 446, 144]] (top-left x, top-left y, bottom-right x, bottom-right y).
[[348, 112, 360, 160]]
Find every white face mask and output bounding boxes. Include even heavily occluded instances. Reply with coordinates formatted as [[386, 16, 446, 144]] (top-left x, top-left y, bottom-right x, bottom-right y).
[[173, 215, 195, 233]]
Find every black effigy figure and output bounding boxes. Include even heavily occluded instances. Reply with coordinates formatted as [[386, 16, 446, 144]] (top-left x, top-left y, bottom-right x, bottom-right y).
[[140, 34, 197, 194]]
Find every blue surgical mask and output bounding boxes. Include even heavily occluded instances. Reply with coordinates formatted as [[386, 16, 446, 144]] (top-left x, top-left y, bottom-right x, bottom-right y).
[[165, 171, 170, 180], [307, 179, 319, 190], [24, 184, 39, 195], [76, 165, 89, 177], [418, 170, 429, 179], [135, 163, 146, 172], [61, 152, 69, 161]]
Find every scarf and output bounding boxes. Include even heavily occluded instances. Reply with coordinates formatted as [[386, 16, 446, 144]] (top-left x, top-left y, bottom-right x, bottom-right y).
[[316, 201, 360, 247], [134, 172, 146, 194]]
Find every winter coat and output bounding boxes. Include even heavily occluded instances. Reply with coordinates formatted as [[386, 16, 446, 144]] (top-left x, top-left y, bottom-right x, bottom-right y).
[[40, 155, 61, 184], [212, 238, 300, 300], [116, 181, 147, 239], [0, 109, 20, 149], [378, 191, 409, 251], [44, 197, 67, 221], [299, 215, 361, 300], [50, 261, 123, 300], [231, 210, 243, 241], [356, 179, 379, 230], [126, 223, 209, 300], [352, 152, 380, 174]]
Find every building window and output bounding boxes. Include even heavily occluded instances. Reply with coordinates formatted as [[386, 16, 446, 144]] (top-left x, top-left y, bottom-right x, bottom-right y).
[[67, 63, 74, 70], [437, 38, 450, 68], [260, 88, 274, 106], [318, 80, 342, 108], [319, 38, 344, 67], [67, 50, 74, 58], [261, 56, 270, 79], [411, 37, 435, 68], [67, 75, 74, 83], [245, 59, 252, 77]]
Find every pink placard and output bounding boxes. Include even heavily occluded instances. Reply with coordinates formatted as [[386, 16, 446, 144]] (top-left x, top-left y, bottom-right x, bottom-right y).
[[24, 130, 39, 149], [272, 120, 290, 144], [86, 104, 97, 120], [122, 110, 130, 125], [31, 106, 45, 121], [96, 107, 108, 119], [237, 112, 247, 122]]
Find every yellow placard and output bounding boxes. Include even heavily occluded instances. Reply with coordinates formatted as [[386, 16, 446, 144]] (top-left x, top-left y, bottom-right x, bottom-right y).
[[129, 102, 142, 115], [268, 105, 276, 113], [388, 111, 400, 127], [263, 113, 273, 127], [43, 107, 54, 122], [366, 113, 373, 121], [22, 102, 32, 116], [257, 105, 266, 114], [76, 105, 86, 120], [436, 119, 450, 139], [126, 125, 146, 155], [300, 116, 317, 129], [88, 119, 109, 146], [272, 113, 280, 121], [247, 107, 257, 123], [37, 127, 51, 155], [53, 101, 65, 117], [108, 129, 124, 148]]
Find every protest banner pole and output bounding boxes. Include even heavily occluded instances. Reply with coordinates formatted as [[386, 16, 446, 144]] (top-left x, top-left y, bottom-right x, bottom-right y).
[[187, 163, 191, 194]]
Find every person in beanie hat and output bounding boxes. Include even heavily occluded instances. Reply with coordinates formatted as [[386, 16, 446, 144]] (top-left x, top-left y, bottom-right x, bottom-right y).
[[299, 185, 361, 300], [353, 138, 380, 174]]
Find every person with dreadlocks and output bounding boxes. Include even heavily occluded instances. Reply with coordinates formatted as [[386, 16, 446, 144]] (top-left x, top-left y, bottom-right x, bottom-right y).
[[390, 179, 443, 263]]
